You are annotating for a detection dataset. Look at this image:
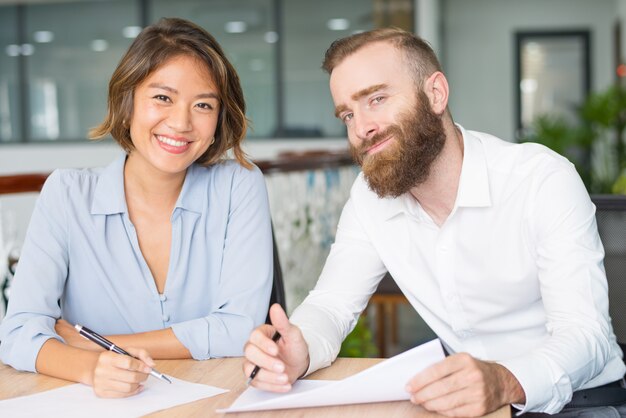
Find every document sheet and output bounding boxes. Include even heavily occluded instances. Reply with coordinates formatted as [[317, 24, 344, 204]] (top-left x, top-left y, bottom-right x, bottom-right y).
[[0, 376, 228, 418], [219, 338, 445, 413]]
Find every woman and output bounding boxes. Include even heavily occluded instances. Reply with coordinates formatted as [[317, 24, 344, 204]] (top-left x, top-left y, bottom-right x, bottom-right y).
[[0, 18, 273, 397]]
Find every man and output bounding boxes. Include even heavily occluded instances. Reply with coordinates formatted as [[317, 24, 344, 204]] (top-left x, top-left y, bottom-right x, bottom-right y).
[[243, 28, 626, 416]]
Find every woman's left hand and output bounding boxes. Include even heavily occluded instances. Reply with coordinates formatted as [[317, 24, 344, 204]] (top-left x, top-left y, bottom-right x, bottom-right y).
[[55, 319, 103, 351]]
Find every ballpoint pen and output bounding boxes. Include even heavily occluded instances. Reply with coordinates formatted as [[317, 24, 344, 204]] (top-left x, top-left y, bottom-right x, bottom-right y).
[[74, 324, 172, 384], [246, 331, 282, 386]]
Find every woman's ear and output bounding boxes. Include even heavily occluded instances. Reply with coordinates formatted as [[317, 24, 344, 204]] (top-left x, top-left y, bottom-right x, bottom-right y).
[[423, 71, 449, 115]]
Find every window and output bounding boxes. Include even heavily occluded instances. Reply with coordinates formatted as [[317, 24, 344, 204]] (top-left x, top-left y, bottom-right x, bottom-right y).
[[0, 6, 20, 143], [1, 0, 414, 143]]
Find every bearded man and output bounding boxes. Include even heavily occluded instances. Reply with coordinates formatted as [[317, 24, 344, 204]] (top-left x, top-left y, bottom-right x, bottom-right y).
[[242, 28, 626, 417]]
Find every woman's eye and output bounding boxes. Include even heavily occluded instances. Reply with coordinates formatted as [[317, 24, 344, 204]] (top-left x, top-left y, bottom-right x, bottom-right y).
[[154, 95, 171, 102], [196, 103, 214, 110]]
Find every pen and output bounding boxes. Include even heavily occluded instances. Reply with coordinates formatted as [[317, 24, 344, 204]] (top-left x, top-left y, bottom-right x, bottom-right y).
[[74, 324, 172, 384], [247, 331, 281, 386]]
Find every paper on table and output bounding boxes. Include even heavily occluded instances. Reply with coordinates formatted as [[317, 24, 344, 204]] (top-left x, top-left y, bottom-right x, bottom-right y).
[[219, 338, 445, 413], [0, 375, 228, 418]]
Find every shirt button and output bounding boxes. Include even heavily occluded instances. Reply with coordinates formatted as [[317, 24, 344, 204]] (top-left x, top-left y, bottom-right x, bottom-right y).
[[162, 314, 170, 322], [159, 294, 167, 302]]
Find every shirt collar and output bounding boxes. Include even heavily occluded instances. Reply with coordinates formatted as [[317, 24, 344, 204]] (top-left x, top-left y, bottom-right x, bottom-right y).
[[455, 124, 492, 208], [91, 152, 207, 215], [91, 152, 128, 215], [174, 163, 206, 214]]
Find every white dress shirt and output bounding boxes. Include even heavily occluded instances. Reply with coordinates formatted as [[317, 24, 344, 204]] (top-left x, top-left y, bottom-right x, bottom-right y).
[[290, 125, 626, 414]]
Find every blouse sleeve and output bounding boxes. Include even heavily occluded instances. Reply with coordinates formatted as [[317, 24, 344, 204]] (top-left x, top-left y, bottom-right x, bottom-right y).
[[0, 170, 69, 371], [170, 164, 273, 359]]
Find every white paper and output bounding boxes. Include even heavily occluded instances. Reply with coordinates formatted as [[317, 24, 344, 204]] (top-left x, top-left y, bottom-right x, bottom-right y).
[[0, 375, 228, 418], [219, 338, 445, 413]]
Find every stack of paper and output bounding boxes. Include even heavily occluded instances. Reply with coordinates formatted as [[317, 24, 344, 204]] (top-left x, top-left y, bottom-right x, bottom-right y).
[[220, 338, 445, 413]]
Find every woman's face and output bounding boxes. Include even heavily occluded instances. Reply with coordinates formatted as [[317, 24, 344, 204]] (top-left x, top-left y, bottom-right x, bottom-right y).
[[127, 54, 220, 177]]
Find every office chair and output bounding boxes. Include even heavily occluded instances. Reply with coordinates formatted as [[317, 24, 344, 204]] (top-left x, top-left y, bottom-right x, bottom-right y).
[[593, 195, 626, 357], [266, 226, 287, 324]]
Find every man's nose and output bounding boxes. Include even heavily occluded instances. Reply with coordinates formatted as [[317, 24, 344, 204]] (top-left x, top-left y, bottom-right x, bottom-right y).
[[354, 112, 379, 141]]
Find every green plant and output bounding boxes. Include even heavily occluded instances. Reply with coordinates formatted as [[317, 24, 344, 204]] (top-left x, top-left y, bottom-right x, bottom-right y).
[[523, 84, 626, 193], [613, 171, 626, 194], [338, 316, 378, 358], [523, 115, 593, 189]]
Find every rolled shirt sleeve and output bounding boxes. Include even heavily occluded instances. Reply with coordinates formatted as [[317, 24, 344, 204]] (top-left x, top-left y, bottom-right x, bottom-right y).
[[0, 171, 68, 371], [171, 163, 273, 359]]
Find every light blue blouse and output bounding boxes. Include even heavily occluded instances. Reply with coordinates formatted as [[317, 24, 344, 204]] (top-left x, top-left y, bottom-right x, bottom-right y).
[[0, 154, 273, 372]]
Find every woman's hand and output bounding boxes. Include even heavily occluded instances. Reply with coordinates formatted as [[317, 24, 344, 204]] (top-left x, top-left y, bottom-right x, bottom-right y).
[[91, 347, 154, 398]]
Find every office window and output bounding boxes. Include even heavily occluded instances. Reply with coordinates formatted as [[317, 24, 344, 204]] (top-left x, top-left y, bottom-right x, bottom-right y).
[[24, 1, 138, 141], [284, 0, 413, 138], [0, 6, 20, 143], [1, 0, 413, 143], [151, 0, 277, 138]]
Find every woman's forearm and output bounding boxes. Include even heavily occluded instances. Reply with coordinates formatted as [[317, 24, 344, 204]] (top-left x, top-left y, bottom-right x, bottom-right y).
[[106, 328, 192, 359], [35, 339, 99, 385]]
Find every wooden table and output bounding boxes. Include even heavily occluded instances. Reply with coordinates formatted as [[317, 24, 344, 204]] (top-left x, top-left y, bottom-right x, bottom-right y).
[[0, 357, 511, 418]]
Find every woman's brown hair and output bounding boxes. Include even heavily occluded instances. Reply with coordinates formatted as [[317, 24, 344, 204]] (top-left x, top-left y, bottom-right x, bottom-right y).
[[90, 17, 250, 168]]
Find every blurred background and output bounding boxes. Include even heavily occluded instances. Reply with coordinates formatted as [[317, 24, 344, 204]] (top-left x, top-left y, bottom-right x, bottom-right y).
[[1, 0, 625, 357]]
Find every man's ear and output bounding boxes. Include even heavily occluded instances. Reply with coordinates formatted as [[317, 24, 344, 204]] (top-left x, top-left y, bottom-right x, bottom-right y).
[[423, 71, 449, 115]]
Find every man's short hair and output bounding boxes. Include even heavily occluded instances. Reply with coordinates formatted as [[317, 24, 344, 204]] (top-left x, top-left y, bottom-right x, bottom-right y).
[[322, 28, 442, 88]]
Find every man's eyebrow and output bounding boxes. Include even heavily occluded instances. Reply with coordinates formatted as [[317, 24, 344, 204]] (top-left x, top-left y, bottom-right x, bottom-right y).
[[334, 84, 388, 118], [351, 84, 387, 101], [147, 83, 219, 100]]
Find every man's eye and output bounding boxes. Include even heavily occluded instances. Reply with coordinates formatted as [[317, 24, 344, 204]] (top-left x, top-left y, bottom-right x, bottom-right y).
[[342, 113, 353, 123], [372, 96, 385, 104]]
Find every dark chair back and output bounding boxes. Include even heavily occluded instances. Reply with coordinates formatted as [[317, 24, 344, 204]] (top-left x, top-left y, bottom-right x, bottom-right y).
[[593, 195, 626, 356], [267, 226, 286, 324]]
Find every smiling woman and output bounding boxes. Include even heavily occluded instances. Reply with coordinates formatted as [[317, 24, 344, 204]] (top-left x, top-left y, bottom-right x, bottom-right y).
[[0, 17, 273, 400]]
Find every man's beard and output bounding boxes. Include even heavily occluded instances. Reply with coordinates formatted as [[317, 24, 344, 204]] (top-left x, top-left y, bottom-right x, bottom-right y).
[[350, 91, 446, 198]]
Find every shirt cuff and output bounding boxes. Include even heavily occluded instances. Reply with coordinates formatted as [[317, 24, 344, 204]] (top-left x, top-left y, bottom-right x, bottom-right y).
[[299, 327, 334, 377], [0, 316, 62, 373], [171, 318, 210, 360], [498, 353, 572, 414]]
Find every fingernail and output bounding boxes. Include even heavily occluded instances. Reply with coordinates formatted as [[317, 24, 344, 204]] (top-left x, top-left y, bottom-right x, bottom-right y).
[[277, 374, 288, 383], [273, 362, 284, 372], [405, 384, 412, 392]]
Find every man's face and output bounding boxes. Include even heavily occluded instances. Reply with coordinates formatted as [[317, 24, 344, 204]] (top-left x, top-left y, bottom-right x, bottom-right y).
[[330, 42, 445, 198], [350, 91, 446, 197]]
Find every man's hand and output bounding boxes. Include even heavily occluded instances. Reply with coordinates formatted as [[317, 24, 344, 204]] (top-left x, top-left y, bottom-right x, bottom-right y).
[[55, 319, 102, 351], [91, 347, 153, 398], [405, 352, 525, 417], [242, 303, 310, 392]]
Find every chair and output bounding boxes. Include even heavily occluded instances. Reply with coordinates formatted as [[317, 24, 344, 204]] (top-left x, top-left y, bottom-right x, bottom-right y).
[[369, 194, 626, 358], [593, 194, 626, 356], [266, 226, 286, 324]]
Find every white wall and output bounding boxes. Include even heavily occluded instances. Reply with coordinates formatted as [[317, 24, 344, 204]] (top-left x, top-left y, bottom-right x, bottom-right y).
[[442, 0, 616, 141]]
